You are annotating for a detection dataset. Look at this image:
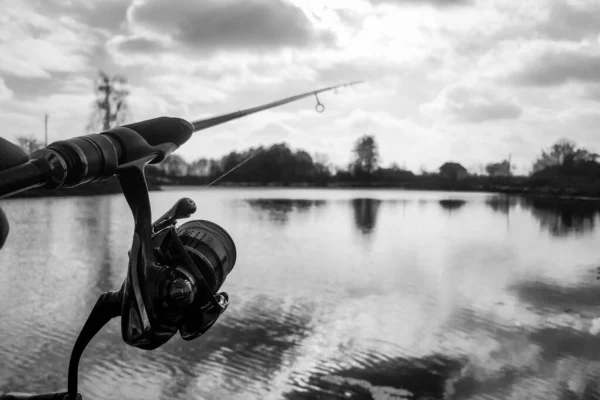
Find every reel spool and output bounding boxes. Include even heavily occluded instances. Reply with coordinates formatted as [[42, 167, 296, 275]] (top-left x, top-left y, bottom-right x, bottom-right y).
[[177, 220, 237, 294]]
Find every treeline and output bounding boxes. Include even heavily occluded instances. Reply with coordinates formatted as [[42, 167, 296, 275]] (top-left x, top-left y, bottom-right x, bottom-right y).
[[11, 132, 600, 198], [147, 136, 600, 182], [146, 135, 415, 186], [525, 140, 600, 197], [148, 144, 332, 185], [142, 136, 600, 198]]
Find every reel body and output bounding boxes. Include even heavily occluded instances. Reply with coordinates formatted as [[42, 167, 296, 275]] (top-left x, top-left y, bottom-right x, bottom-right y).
[[144, 214, 237, 345], [119, 171, 237, 350]]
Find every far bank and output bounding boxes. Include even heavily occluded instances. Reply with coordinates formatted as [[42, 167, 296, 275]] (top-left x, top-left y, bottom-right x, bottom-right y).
[[6, 173, 600, 201]]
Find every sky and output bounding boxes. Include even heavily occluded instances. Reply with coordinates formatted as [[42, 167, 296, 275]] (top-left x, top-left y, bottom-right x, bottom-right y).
[[1, 0, 600, 175]]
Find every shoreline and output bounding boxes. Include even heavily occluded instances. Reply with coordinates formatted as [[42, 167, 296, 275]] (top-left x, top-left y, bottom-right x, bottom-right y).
[[157, 179, 600, 200], [5, 174, 600, 201], [7, 184, 599, 202]]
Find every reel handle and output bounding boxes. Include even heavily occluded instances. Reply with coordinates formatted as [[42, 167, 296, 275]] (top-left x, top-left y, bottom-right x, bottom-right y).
[[152, 198, 197, 233]]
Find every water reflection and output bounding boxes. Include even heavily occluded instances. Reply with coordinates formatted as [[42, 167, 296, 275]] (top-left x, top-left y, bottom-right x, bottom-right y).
[[94, 199, 120, 294], [440, 306, 599, 399], [509, 279, 600, 364], [521, 197, 600, 236], [4, 188, 600, 400], [284, 353, 465, 399], [498, 277, 600, 398], [529, 327, 600, 363], [449, 366, 524, 400], [351, 198, 381, 235], [439, 199, 466, 212], [245, 199, 326, 223], [510, 280, 600, 313], [485, 195, 519, 215], [73, 196, 116, 295], [5, 198, 54, 271], [79, 293, 317, 399], [483, 195, 600, 237], [202, 295, 316, 385], [0, 196, 136, 395]]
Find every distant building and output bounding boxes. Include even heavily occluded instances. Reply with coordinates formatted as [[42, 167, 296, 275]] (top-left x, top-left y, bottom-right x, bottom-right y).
[[439, 162, 468, 180]]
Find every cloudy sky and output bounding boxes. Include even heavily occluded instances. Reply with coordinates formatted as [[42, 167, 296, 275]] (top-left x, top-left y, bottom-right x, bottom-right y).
[[1, 0, 599, 174]]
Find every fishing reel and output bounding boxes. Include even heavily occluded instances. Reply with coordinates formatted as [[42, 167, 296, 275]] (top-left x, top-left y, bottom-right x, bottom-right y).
[[116, 163, 237, 351], [126, 197, 236, 349], [117, 157, 237, 351], [61, 160, 237, 399]]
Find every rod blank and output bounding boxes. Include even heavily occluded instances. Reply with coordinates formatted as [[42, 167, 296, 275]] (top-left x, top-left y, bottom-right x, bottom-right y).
[[189, 81, 363, 133]]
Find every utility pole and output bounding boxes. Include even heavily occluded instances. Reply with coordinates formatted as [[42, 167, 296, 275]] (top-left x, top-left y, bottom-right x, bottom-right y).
[[508, 153, 512, 176], [44, 114, 48, 147]]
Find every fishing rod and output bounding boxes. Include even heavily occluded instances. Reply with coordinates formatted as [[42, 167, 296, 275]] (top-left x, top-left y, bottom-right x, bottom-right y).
[[0, 80, 361, 200], [0, 80, 362, 400]]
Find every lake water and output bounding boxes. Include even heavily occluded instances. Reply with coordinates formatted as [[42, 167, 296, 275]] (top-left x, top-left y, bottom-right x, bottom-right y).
[[1, 188, 600, 400]]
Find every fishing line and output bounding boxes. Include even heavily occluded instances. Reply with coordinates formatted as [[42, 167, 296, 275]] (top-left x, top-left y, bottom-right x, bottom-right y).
[[202, 81, 364, 188], [204, 148, 264, 187]]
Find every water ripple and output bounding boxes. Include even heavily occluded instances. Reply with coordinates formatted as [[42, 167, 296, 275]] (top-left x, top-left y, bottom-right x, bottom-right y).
[[2, 191, 600, 400]]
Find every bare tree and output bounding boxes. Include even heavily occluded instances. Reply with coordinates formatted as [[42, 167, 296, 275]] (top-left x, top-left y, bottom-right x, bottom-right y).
[[86, 71, 130, 133]]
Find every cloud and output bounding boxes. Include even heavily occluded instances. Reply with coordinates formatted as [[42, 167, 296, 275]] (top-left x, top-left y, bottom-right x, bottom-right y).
[[586, 85, 600, 102], [433, 1, 600, 67], [0, 78, 13, 101], [2, 72, 93, 102], [368, 0, 472, 7], [127, 0, 336, 53], [245, 122, 298, 145], [421, 82, 522, 123], [554, 107, 600, 148], [116, 36, 168, 53], [0, 2, 108, 79], [509, 45, 600, 87], [336, 109, 417, 131], [538, 1, 600, 41], [315, 59, 401, 84], [27, 0, 131, 33]]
